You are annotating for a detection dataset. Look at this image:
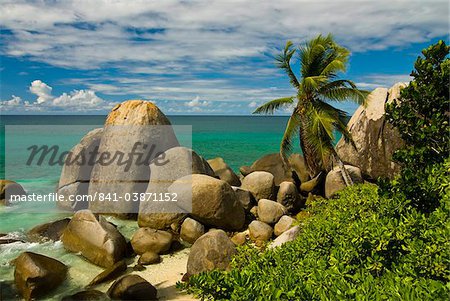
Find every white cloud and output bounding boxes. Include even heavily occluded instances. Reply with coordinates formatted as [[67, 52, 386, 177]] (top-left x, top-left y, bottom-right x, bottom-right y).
[[1, 80, 113, 112], [356, 74, 412, 89], [0, 0, 447, 71], [248, 101, 258, 108], [186, 96, 210, 108], [29, 80, 53, 104]]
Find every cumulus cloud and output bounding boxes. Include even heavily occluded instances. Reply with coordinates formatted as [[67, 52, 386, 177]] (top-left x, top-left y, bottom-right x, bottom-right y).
[[248, 101, 258, 108], [1, 80, 112, 112], [186, 96, 210, 108], [29, 80, 53, 104]]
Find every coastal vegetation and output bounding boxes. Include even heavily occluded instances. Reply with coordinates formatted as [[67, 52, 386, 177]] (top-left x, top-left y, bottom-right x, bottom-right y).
[[179, 40, 450, 300], [254, 34, 369, 185]]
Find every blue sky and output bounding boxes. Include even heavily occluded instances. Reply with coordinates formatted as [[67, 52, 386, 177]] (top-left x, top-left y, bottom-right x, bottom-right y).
[[0, 0, 448, 115]]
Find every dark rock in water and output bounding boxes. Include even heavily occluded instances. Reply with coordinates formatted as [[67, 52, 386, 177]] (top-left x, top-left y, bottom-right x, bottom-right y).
[[138, 252, 161, 265], [207, 157, 241, 186], [87, 260, 127, 287], [131, 228, 173, 255], [138, 146, 214, 229], [0, 234, 25, 244], [14, 252, 67, 301], [170, 174, 245, 230], [61, 210, 127, 268], [107, 275, 157, 300], [27, 218, 70, 242], [0, 281, 18, 300], [133, 264, 146, 271], [88, 100, 179, 218], [0, 179, 26, 205], [62, 290, 110, 301], [57, 128, 103, 211], [336, 83, 406, 179], [187, 230, 237, 275]]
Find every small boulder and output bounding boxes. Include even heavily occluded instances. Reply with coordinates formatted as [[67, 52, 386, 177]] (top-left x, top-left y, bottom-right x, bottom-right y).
[[269, 226, 300, 249], [62, 290, 110, 301], [180, 218, 205, 244], [61, 210, 127, 268], [241, 171, 275, 200], [0, 180, 26, 205], [187, 230, 237, 275], [277, 181, 301, 211], [232, 186, 255, 211], [107, 275, 157, 300], [325, 165, 364, 198], [250, 206, 258, 218], [88, 260, 127, 287], [207, 157, 241, 186], [169, 174, 245, 230], [274, 215, 296, 236], [248, 221, 273, 242], [138, 252, 161, 265], [131, 228, 173, 255], [14, 252, 67, 300], [27, 218, 70, 242], [257, 199, 286, 224], [231, 232, 247, 246]]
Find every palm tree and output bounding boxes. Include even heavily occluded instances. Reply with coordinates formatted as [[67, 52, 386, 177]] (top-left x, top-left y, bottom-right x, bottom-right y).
[[254, 34, 368, 186]]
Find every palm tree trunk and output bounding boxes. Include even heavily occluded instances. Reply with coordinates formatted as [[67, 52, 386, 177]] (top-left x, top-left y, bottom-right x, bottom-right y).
[[337, 158, 353, 186]]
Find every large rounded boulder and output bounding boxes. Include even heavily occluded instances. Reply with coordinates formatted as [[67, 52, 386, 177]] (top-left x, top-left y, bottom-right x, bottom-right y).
[[336, 83, 406, 179], [138, 146, 214, 229], [169, 174, 245, 230], [180, 217, 205, 244], [61, 210, 127, 268], [187, 230, 237, 275], [14, 252, 67, 300], [257, 199, 287, 224], [325, 165, 364, 198], [88, 100, 179, 217], [241, 171, 275, 200], [207, 157, 241, 186]]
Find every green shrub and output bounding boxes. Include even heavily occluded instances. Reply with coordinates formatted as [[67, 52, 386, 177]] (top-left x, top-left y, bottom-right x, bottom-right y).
[[179, 182, 450, 300]]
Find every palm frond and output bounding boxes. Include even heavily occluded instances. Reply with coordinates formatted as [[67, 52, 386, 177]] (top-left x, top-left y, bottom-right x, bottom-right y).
[[275, 41, 300, 89], [318, 80, 369, 105], [280, 113, 301, 159], [253, 96, 295, 115]]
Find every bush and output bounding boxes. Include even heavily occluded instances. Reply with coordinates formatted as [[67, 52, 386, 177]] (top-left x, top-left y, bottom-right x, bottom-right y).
[[385, 40, 449, 212], [180, 181, 450, 300]]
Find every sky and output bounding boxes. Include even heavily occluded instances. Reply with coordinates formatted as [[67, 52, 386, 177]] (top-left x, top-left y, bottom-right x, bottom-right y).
[[0, 0, 448, 115]]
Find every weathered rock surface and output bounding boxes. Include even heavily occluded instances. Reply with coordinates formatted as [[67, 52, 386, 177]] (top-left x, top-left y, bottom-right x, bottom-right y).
[[274, 215, 296, 236], [241, 171, 275, 200], [57, 128, 103, 211], [269, 226, 301, 249], [62, 290, 110, 301], [257, 199, 286, 224], [27, 218, 70, 242], [61, 210, 127, 268], [107, 275, 157, 300], [131, 228, 173, 255], [277, 181, 301, 211], [207, 157, 241, 186], [169, 174, 245, 230], [239, 153, 309, 185], [138, 146, 214, 229], [88, 260, 127, 287], [231, 231, 247, 246], [0, 180, 26, 205], [138, 252, 161, 265], [336, 83, 406, 179], [325, 165, 364, 198], [187, 230, 237, 275], [89, 100, 179, 217], [248, 221, 273, 242], [232, 186, 255, 211], [180, 217, 205, 244], [14, 252, 67, 300]]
